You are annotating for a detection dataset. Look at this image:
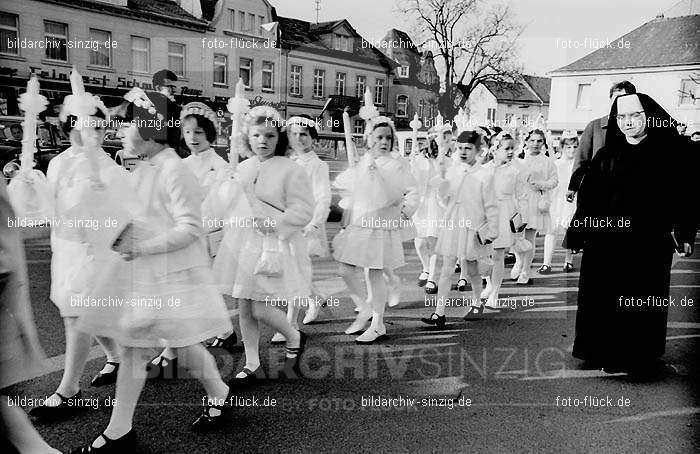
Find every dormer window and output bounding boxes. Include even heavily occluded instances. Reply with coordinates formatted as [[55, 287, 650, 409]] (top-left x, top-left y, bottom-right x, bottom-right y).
[[334, 34, 352, 52], [398, 66, 409, 78]]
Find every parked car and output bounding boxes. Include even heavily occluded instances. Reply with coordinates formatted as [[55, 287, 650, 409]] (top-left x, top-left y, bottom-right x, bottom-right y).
[[1, 116, 66, 178]]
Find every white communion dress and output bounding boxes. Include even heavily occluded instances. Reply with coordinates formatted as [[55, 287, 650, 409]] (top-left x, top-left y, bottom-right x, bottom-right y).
[[332, 152, 419, 270], [549, 157, 576, 234], [46, 146, 132, 317], [519, 152, 558, 233], [212, 155, 314, 302], [77, 148, 232, 348], [434, 161, 499, 260]]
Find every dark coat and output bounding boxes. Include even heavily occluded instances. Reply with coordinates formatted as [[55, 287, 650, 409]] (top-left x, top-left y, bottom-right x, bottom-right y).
[[568, 115, 607, 192], [568, 94, 696, 369]]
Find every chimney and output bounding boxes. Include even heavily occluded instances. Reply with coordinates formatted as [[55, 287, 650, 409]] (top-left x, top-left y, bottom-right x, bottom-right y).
[[655, 12, 665, 20]]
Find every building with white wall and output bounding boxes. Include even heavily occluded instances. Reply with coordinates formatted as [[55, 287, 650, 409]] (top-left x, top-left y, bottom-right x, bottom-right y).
[[547, 13, 700, 134], [466, 75, 550, 130]]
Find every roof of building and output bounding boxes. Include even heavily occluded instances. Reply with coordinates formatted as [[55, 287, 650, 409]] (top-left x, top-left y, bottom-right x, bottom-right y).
[[33, 0, 209, 30], [277, 16, 398, 70], [553, 14, 700, 72], [523, 75, 551, 103], [483, 76, 550, 104], [382, 29, 419, 53]]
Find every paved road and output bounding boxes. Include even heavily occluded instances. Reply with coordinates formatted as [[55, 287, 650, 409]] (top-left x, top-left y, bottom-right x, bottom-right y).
[[7, 224, 699, 453]]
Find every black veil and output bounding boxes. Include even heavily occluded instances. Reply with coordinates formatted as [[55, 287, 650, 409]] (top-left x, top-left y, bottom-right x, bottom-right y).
[[605, 93, 681, 147]]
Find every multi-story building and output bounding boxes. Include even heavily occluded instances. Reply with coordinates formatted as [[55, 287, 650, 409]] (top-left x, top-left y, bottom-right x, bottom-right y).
[[377, 28, 440, 130], [467, 75, 551, 131], [197, 0, 283, 110], [0, 0, 209, 116], [277, 16, 397, 135], [547, 13, 700, 133]]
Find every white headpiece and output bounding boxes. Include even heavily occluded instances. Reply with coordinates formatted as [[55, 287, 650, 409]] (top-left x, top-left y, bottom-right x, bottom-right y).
[[359, 87, 396, 145], [59, 67, 109, 128], [181, 101, 218, 124]]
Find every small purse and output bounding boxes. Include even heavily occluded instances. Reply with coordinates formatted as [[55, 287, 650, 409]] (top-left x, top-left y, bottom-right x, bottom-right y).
[[206, 228, 224, 259], [509, 212, 527, 233], [537, 190, 551, 214], [254, 233, 283, 277], [514, 233, 533, 253], [476, 222, 492, 245]]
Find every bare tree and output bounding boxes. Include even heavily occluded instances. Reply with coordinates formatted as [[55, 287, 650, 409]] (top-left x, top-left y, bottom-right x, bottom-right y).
[[399, 0, 524, 119]]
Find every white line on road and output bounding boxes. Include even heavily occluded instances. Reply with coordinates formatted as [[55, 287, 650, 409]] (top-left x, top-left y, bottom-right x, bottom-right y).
[[599, 407, 700, 423]]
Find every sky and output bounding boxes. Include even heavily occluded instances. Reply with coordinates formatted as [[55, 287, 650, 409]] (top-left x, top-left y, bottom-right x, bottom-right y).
[[272, 0, 683, 76]]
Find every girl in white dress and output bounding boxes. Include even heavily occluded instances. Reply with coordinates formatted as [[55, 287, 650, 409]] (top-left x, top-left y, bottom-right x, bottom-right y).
[[212, 106, 313, 382], [181, 112, 228, 195], [539, 133, 577, 273], [147, 107, 232, 379], [1, 177, 61, 454], [29, 104, 125, 422], [478, 134, 528, 309], [413, 129, 453, 295], [511, 129, 558, 285], [421, 131, 499, 327], [332, 118, 419, 343], [269, 115, 331, 342], [72, 93, 233, 452]]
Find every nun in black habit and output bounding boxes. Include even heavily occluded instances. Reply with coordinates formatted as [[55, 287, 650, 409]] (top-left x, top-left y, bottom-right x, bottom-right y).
[[567, 93, 696, 376]]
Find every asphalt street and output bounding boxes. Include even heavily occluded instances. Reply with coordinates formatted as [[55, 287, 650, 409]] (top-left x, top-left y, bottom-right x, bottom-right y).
[[6, 223, 699, 453]]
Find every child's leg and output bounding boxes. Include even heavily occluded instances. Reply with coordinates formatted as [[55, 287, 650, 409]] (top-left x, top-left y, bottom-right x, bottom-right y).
[[543, 234, 556, 267], [435, 255, 454, 317], [487, 248, 506, 307]]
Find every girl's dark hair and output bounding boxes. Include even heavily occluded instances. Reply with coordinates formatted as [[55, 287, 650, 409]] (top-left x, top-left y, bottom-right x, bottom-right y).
[[123, 91, 181, 148], [562, 137, 579, 147], [456, 130, 482, 148], [290, 114, 319, 140], [181, 114, 217, 144], [60, 109, 107, 136], [371, 121, 395, 151], [247, 114, 289, 157], [525, 129, 548, 148]]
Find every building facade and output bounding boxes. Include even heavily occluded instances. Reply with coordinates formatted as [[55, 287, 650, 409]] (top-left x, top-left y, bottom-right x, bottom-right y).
[[377, 29, 440, 130], [198, 0, 283, 110], [277, 16, 397, 136], [547, 14, 700, 133], [467, 75, 550, 131], [0, 0, 210, 116]]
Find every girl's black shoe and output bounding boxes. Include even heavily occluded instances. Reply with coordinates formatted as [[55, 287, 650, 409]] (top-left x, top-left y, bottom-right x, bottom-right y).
[[564, 263, 575, 272], [424, 281, 438, 294], [207, 332, 239, 352], [90, 362, 119, 387], [537, 265, 552, 275], [454, 262, 461, 273], [69, 430, 136, 453], [28, 391, 88, 421], [456, 278, 468, 292], [228, 367, 267, 389], [191, 396, 230, 432], [146, 356, 178, 380], [420, 313, 446, 329]]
